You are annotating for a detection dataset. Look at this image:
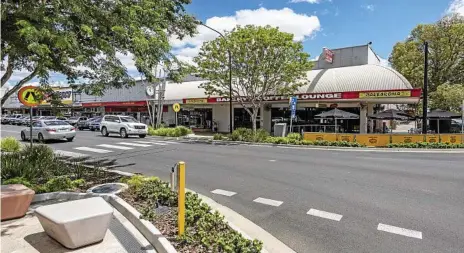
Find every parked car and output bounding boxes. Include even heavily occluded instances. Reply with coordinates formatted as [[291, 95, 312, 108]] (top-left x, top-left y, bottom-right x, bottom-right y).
[[100, 115, 147, 138], [89, 117, 102, 131], [20, 120, 76, 142], [9, 114, 24, 125], [56, 116, 68, 121], [76, 117, 95, 130], [1, 115, 11, 124], [66, 116, 87, 126]]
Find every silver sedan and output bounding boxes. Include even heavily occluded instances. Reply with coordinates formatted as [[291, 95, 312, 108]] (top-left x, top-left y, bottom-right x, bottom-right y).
[[21, 120, 76, 142]]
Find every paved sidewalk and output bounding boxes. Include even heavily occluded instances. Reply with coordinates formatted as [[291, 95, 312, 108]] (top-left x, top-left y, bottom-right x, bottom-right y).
[[1, 203, 156, 253]]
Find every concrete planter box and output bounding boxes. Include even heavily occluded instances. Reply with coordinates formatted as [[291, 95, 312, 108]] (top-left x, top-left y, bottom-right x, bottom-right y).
[[35, 197, 113, 249], [1, 184, 35, 221]]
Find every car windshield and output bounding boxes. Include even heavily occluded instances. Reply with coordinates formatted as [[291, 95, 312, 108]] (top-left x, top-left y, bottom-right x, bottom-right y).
[[43, 121, 69, 126], [120, 116, 138, 123], [69, 117, 79, 120]]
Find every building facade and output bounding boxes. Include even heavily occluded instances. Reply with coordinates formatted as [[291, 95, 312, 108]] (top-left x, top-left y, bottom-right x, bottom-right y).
[[2, 44, 421, 134]]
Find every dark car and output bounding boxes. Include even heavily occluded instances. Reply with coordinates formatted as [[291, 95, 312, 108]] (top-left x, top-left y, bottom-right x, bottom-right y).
[[89, 117, 102, 131], [77, 117, 94, 130]]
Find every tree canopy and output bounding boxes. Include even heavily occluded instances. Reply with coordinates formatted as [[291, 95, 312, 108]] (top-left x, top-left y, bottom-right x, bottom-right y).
[[389, 14, 464, 91], [430, 83, 464, 113], [1, 0, 197, 105], [194, 25, 313, 132]]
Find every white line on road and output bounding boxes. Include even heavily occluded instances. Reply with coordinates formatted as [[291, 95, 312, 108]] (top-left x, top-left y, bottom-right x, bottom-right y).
[[55, 150, 89, 158], [377, 223, 422, 239], [148, 139, 179, 144], [211, 189, 237, 197], [117, 142, 152, 147], [133, 141, 167, 146], [307, 209, 343, 221], [1, 130, 20, 133], [97, 144, 134, 150], [269, 160, 276, 162], [253, 197, 283, 207], [74, 147, 113, 153]]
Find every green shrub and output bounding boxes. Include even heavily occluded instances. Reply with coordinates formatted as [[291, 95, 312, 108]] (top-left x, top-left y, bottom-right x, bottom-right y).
[[231, 128, 253, 141], [131, 175, 263, 252], [301, 140, 314, 145], [44, 176, 74, 192], [148, 126, 192, 137], [2, 177, 34, 188], [387, 142, 464, 149], [253, 129, 270, 142], [1, 137, 21, 152], [71, 179, 86, 188], [213, 133, 224, 140], [287, 133, 302, 141]]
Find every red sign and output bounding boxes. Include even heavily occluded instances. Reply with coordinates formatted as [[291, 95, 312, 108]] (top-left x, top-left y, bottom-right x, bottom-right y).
[[324, 48, 334, 64], [182, 89, 421, 104], [82, 101, 146, 107]]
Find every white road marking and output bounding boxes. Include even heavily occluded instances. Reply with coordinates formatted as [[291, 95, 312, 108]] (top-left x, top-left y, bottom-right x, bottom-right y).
[[117, 142, 152, 147], [74, 147, 113, 153], [211, 189, 237, 197], [253, 197, 283, 207], [156, 140, 179, 144], [307, 209, 343, 221], [269, 160, 276, 162], [134, 141, 167, 146], [97, 144, 134, 150], [377, 223, 423, 239], [54, 150, 89, 158]]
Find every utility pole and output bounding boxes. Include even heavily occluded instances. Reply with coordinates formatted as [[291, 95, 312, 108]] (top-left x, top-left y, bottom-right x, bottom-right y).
[[422, 42, 429, 134], [198, 22, 233, 133]]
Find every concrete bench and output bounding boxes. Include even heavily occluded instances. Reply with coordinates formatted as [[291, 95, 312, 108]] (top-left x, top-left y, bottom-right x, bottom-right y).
[[1, 184, 35, 221], [35, 197, 114, 249]]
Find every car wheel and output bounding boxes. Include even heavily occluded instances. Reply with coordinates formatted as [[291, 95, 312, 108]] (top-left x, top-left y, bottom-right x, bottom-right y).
[[120, 128, 128, 138], [21, 131, 26, 141], [90, 128, 95, 131], [66, 137, 74, 142], [101, 127, 109, 137], [38, 133, 45, 143], [139, 134, 146, 138], [78, 127, 83, 130]]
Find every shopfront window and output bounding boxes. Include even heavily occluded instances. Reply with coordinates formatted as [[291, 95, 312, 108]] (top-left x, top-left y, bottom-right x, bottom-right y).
[[178, 108, 213, 130]]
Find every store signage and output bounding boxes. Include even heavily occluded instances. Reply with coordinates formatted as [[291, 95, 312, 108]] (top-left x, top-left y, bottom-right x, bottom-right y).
[[42, 88, 73, 105], [173, 103, 181, 112], [359, 90, 411, 98], [185, 98, 208, 104], [324, 48, 334, 64], [18, 86, 42, 107], [289, 97, 297, 119]]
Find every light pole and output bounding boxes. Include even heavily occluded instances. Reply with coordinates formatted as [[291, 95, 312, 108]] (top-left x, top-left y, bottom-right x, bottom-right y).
[[198, 22, 233, 134], [422, 42, 429, 134]]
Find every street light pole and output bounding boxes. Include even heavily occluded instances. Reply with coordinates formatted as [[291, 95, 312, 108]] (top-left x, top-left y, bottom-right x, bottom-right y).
[[198, 22, 233, 134], [422, 41, 429, 134]]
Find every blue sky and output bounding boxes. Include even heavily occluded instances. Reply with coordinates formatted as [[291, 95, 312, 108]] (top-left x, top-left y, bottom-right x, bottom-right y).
[[4, 0, 463, 85]]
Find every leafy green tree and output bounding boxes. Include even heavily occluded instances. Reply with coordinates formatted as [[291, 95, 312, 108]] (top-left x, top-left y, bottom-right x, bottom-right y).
[[194, 25, 313, 132], [430, 83, 464, 112], [1, 0, 197, 106], [389, 14, 464, 91]]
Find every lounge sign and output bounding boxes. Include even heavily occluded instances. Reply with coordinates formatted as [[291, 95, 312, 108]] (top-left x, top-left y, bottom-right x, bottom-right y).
[[359, 90, 411, 98]]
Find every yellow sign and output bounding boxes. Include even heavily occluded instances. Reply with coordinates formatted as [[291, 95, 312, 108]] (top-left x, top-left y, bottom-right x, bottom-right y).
[[440, 134, 463, 144], [391, 135, 424, 144], [425, 135, 439, 143], [18, 86, 42, 107], [41, 87, 73, 105], [303, 133, 337, 142], [356, 134, 390, 147], [359, 90, 411, 98], [338, 134, 355, 142], [185, 98, 207, 104], [173, 103, 181, 112]]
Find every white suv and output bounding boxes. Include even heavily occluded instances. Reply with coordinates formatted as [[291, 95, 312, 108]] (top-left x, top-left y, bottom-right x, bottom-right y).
[[100, 115, 148, 138]]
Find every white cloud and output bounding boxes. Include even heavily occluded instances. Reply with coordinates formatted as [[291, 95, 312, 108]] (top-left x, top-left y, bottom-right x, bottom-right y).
[[171, 7, 321, 63], [379, 57, 390, 67], [290, 0, 320, 3], [447, 0, 464, 16], [361, 4, 375, 12]]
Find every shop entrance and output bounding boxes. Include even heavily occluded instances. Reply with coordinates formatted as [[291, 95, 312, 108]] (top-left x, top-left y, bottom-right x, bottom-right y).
[[179, 108, 213, 131]]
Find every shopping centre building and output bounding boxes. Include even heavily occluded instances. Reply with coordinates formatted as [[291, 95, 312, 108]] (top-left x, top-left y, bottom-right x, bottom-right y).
[[2, 44, 421, 134]]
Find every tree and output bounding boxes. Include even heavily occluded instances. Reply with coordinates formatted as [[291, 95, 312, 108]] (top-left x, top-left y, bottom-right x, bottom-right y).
[[389, 14, 464, 91], [194, 25, 313, 132], [430, 83, 464, 112], [1, 0, 197, 106]]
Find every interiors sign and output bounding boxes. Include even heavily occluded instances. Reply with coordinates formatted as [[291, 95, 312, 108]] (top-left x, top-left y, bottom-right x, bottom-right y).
[[359, 90, 411, 98]]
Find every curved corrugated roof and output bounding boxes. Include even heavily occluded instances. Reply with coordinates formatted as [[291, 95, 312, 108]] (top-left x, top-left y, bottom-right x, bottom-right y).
[[299, 64, 413, 93], [164, 64, 413, 100]]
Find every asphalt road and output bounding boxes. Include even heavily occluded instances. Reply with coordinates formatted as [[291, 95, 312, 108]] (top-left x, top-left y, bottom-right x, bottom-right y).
[[2, 124, 464, 253]]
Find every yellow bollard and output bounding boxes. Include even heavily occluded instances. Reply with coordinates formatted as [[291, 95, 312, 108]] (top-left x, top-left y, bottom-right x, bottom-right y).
[[177, 161, 185, 236]]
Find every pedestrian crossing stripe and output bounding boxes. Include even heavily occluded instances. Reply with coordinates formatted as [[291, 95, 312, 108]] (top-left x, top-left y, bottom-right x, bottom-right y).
[[116, 142, 152, 147], [133, 141, 167, 145], [74, 147, 113, 153], [97, 144, 134, 150]]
